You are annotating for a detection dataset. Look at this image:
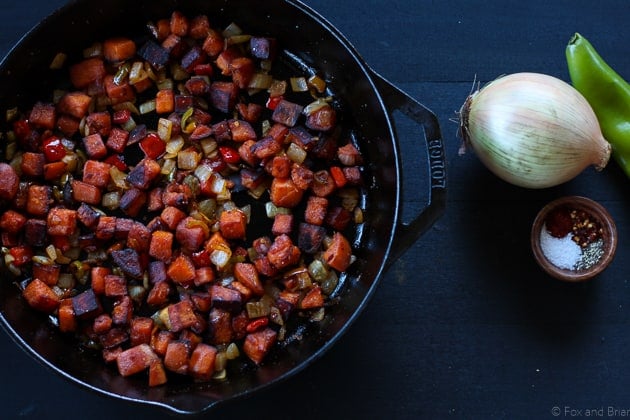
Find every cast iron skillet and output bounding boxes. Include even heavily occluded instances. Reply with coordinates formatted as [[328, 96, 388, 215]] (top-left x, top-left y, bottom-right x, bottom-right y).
[[0, 0, 446, 415]]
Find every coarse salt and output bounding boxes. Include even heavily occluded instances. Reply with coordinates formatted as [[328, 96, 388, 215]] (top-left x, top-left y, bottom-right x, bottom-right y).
[[539, 224, 582, 269]]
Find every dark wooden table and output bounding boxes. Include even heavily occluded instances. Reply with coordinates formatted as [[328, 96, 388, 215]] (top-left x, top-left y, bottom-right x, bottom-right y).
[[2, 1, 630, 419]]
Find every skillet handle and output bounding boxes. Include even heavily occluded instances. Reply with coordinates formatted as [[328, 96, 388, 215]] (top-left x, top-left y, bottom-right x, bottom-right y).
[[370, 71, 447, 268]]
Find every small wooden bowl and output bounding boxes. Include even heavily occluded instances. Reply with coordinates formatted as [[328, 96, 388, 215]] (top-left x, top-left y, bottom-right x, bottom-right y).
[[531, 196, 617, 282]]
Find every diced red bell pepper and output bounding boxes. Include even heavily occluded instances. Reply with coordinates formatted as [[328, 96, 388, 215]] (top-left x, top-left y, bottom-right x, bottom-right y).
[[191, 249, 211, 267], [204, 156, 227, 173], [42, 135, 67, 162], [104, 154, 128, 171], [266, 95, 283, 110], [218, 146, 240, 164], [329, 166, 347, 188], [10, 245, 33, 267], [140, 133, 166, 159]]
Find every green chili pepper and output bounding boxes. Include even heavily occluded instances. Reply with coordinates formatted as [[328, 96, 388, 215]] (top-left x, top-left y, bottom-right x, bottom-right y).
[[566, 32, 630, 178]]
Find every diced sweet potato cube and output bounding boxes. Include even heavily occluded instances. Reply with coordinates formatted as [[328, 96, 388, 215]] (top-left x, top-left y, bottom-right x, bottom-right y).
[[111, 248, 144, 279], [104, 74, 136, 105], [70, 57, 106, 89], [77, 202, 101, 230], [85, 112, 112, 137], [229, 119, 257, 143], [305, 196, 328, 226], [127, 222, 151, 253], [103, 37, 137, 62], [272, 213, 294, 236], [219, 208, 247, 240], [83, 134, 108, 160], [58, 299, 77, 333], [175, 217, 209, 252], [210, 285, 243, 313], [326, 206, 352, 231], [251, 136, 281, 159], [202, 28, 224, 57], [119, 188, 147, 217], [22, 278, 60, 313], [138, 40, 170, 70], [267, 234, 301, 270], [160, 206, 186, 231], [298, 222, 326, 254], [91, 266, 111, 295], [156, 89, 175, 114], [254, 256, 278, 277], [243, 328, 277, 365], [299, 286, 325, 309], [23, 219, 46, 247], [146, 280, 171, 307], [71, 179, 102, 205], [29, 102, 56, 130], [194, 267, 215, 287], [106, 127, 129, 153], [167, 254, 196, 286], [161, 34, 186, 57], [305, 104, 337, 132], [209, 81, 238, 114], [311, 170, 336, 197], [169, 11, 189, 36], [102, 347, 123, 364], [82, 160, 112, 189], [47, 207, 77, 236], [96, 216, 117, 240], [117, 344, 158, 377], [250, 37, 277, 60], [57, 92, 92, 119], [181, 46, 206, 73], [44, 161, 67, 181], [189, 15, 210, 39], [71, 288, 103, 319], [323, 232, 352, 272], [149, 230, 173, 262], [229, 57, 254, 89], [127, 158, 161, 190], [164, 341, 189, 374], [56, 115, 80, 137], [33, 263, 61, 286], [112, 295, 133, 325], [21, 152, 45, 177], [130, 317, 154, 347], [270, 178, 303, 208], [100, 327, 129, 349], [93, 313, 113, 334], [234, 262, 264, 296], [0, 210, 27, 233], [149, 360, 168, 387], [189, 343, 217, 381], [270, 155, 291, 178], [151, 330, 174, 357], [0, 163, 19, 200], [26, 185, 52, 216], [104, 274, 128, 297], [208, 308, 233, 345], [272, 99, 304, 127]]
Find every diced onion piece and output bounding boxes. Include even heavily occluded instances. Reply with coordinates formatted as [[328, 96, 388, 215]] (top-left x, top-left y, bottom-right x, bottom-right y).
[[222, 22, 243, 37], [226, 343, 240, 359], [32, 255, 52, 266], [214, 352, 227, 372], [61, 153, 79, 173], [308, 259, 329, 282], [338, 187, 360, 211], [290, 77, 309, 92], [261, 120, 271, 137], [247, 181, 268, 200], [178, 148, 201, 170], [194, 162, 213, 184], [268, 80, 287, 97], [161, 158, 176, 176], [122, 116, 137, 132], [83, 42, 102, 58], [157, 118, 173, 141], [5, 107, 18, 123], [246, 300, 271, 318], [129, 61, 147, 85], [110, 166, 129, 189], [139, 99, 156, 115], [320, 270, 339, 295], [5, 141, 17, 161], [45, 245, 57, 261], [354, 207, 364, 224], [200, 139, 218, 156], [170, 63, 189, 81], [113, 101, 140, 115], [240, 204, 251, 223], [303, 98, 330, 116], [198, 198, 217, 219], [102, 191, 121, 210], [210, 249, 231, 269], [247, 73, 273, 90], [308, 74, 326, 93], [265, 201, 278, 218], [166, 136, 185, 155], [286, 142, 307, 164], [57, 273, 75, 289], [49, 52, 67, 70], [114, 63, 130, 86], [227, 34, 251, 46]]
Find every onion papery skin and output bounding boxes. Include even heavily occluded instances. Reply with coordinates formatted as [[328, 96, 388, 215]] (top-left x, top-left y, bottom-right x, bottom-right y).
[[460, 72, 611, 189]]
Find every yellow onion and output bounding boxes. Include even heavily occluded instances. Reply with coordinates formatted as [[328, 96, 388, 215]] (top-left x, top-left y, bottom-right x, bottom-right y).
[[459, 72, 611, 188]]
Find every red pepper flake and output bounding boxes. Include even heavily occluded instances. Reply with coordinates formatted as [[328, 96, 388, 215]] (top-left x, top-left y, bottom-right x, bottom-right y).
[[266, 95, 283, 110]]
